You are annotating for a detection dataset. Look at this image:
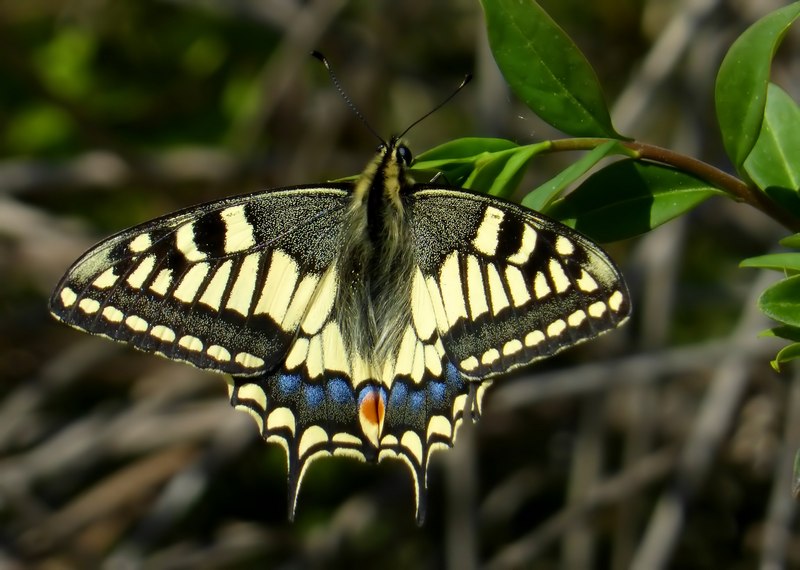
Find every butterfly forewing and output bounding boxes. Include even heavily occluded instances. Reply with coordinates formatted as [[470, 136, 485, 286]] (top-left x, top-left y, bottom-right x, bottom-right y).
[[50, 186, 352, 376], [406, 187, 630, 379]]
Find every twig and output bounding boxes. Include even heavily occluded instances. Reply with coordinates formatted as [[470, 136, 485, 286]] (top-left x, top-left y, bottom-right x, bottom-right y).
[[759, 365, 800, 569], [445, 418, 479, 570], [562, 395, 606, 568], [547, 138, 800, 232], [489, 334, 778, 411], [612, 218, 687, 568], [630, 270, 777, 570], [105, 413, 256, 567], [485, 447, 677, 569]]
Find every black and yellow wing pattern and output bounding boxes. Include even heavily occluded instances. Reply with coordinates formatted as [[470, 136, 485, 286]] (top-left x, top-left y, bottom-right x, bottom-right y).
[[50, 138, 629, 523]]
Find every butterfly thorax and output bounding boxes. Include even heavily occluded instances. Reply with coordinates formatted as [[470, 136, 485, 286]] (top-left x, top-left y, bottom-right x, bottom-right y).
[[335, 138, 416, 370]]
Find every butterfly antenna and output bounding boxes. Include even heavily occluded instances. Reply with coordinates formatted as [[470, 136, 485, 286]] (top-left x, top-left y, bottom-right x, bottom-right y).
[[398, 73, 472, 139], [311, 51, 385, 145]]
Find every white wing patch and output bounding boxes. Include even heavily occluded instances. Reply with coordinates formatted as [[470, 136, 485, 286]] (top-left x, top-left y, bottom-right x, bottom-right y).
[[221, 205, 256, 253], [199, 260, 233, 310], [507, 223, 537, 265], [226, 252, 261, 316], [150, 268, 173, 296], [472, 206, 504, 256], [173, 263, 210, 303], [439, 251, 467, 327], [176, 222, 207, 262], [127, 255, 156, 289], [128, 233, 152, 253], [254, 250, 299, 322], [411, 268, 437, 340]]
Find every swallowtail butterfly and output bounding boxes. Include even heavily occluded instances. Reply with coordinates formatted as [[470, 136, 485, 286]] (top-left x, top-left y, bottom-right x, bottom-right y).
[[50, 74, 630, 524]]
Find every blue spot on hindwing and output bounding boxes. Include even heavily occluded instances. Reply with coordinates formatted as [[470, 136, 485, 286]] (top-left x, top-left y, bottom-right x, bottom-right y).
[[410, 390, 424, 411], [327, 377, 353, 404], [278, 373, 301, 395], [429, 381, 446, 404], [304, 383, 324, 407], [389, 382, 408, 406], [445, 362, 463, 388]]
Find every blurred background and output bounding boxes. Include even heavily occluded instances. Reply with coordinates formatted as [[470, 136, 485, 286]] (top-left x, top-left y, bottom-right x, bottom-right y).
[[1, 0, 799, 568]]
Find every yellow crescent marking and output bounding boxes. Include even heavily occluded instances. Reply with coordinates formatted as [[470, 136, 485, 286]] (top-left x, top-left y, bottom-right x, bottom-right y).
[[238, 383, 267, 410], [546, 319, 567, 337], [76, 297, 98, 315]]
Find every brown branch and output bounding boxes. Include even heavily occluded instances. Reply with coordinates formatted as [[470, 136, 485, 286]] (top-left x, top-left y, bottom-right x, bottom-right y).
[[547, 138, 800, 233]]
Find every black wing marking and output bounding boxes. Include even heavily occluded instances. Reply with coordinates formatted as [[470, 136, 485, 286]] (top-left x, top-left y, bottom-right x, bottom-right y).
[[50, 185, 352, 377], [405, 186, 630, 380]]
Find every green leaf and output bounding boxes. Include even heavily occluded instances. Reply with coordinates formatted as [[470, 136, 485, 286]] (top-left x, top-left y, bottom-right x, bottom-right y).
[[744, 83, 800, 191], [781, 234, 800, 248], [522, 140, 627, 211], [715, 2, 800, 170], [762, 186, 800, 220], [741, 252, 800, 272], [414, 137, 519, 163], [412, 139, 549, 195], [771, 342, 800, 372], [760, 326, 800, 372], [760, 325, 800, 342], [759, 274, 800, 327], [464, 145, 543, 199], [480, 0, 620, 138], [545, 160, 724, 242], [412, 138, 522, 185]]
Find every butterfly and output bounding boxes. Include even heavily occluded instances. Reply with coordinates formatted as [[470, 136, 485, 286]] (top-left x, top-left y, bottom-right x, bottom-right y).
[[49, 65, 630, 524]]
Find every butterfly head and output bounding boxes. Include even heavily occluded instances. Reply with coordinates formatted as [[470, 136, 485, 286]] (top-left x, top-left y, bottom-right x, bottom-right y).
[[396, 143, 413, 167], [378, 136, 413, 168]]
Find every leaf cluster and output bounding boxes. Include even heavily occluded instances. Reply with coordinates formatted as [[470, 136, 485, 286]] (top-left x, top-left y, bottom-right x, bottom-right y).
[[409, 0, 800, 368]]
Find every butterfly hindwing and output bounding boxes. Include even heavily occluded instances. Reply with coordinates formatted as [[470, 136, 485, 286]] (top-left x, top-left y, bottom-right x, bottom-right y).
[[227, 323, 490, 523], [405, 186, 630, 380], [50, 186, 352, 377]]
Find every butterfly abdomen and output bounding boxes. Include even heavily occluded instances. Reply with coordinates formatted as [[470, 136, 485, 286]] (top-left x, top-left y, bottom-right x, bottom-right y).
[[335, 143, 418, 367]]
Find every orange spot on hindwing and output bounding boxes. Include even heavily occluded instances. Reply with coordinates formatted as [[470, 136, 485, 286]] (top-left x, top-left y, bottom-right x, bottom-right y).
[[358, 385, 386, 448]]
